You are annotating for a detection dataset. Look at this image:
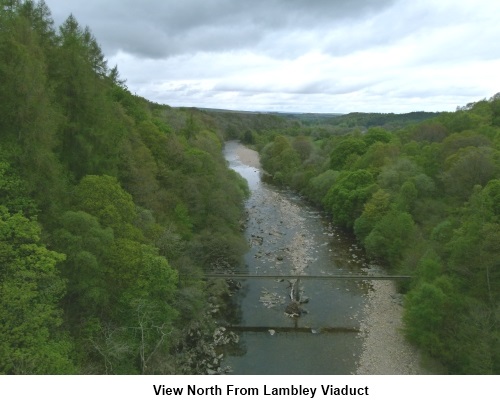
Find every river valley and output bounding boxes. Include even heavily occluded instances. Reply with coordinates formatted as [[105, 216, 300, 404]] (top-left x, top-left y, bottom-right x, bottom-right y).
[[220, 141, 429, 375]]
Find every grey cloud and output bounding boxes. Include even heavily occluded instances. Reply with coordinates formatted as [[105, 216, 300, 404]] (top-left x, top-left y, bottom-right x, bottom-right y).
[[46, 0, 396, 58], [43, 0, 500, 113], [295, 79, 375, 95]]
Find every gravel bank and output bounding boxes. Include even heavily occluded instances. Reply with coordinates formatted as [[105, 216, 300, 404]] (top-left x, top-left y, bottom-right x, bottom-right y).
[[356, 279, 430, 374], [235, 144, 260, 169]]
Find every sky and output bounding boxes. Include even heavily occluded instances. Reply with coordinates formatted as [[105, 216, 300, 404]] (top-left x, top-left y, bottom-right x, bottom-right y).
[[42, 0, 500, 113]]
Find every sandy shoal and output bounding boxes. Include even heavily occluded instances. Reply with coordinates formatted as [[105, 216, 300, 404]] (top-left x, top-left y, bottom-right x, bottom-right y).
[[235, 144, 261, 169]]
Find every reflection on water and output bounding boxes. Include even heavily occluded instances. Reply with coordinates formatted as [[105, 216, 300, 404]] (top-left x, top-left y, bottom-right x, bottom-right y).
[[222, 141, 370, 375]]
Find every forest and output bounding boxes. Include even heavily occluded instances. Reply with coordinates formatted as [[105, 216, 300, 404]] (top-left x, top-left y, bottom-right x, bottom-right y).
[[251, 97, 500, 374], [1, 0, 498, 375], [0, 0, 251, 374]]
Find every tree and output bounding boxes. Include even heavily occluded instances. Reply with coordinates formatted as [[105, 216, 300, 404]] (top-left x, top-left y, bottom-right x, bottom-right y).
[[0, 206, 75, 374], [53, 15, 122, 178], [0, 161, 38, 217], [292, 135, 313, 162], [18, 0, 57, 51], [403, 277, 458, 362], [377, 158, 421, 192], [0, 0, 251, 375], [363, 127, 393, 146], [364, 209, 415, 266], [323, 169, 375, 228], [0, 2, 62, 200], [410, 122, 448, 143], [306, 170, 339, 205], [52, 210, 114, 320], [74, 175, 137, 236], [441, 147, 497, 200], [396, 180, 418, 211], [329, 137, 367, 170], [243, 129, 254, 144], [354, 188, 391, 241], [354, 142, 400, 173], [447, 183, 500, 304], [260, 135, 301, 183]]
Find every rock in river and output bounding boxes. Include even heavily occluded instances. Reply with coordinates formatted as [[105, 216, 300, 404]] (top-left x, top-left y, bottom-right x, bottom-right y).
[[284, 301, 302, 317]]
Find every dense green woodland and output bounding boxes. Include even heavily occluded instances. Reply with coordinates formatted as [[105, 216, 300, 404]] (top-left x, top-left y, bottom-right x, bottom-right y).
[[1, 1, 498, 375], [253, 97, 500, 374], [0, 1, 249, 374]]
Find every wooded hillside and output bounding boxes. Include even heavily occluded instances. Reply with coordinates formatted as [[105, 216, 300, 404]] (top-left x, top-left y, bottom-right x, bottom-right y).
[[0, 0, 248, 374]]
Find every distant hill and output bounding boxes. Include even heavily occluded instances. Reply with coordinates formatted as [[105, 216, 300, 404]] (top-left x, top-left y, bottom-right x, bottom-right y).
[[317, 111, 442, 129], [199, 107, 442, 137]]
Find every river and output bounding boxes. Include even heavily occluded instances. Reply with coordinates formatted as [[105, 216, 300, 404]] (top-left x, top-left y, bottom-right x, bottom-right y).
[[220, 141, 380, 374], [220, 141, 431, 375]]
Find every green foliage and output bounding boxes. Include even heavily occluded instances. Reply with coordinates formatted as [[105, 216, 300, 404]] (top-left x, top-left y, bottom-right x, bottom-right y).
[[280, 111, 439, 132], [364, 209, 415, 266], [410, 122, 448, 143], [397, 180, 418, 211], [403, 278, 455, 358], [2, 1, 499, 375], [255, 93, 500, 373], [329, 137, 367, 170], [292, 135, 313, 161], [438, 111, 476, 133], [378, 158, 421, 192], [174, 202, 193, 238], [415, 251, 444, 282], [243, 129, 254, 144], [441, 146, 497, 200], [353, 142, 400, 173], [0, 161, 38, 216], [323, 169, 375, 228], [363, 127, 393, 146], [354, 188, 391, 241], [483, 179, 500, 217], [260, 135, 301, 184], [52, 211, 114, 319], [0, 2, 250, 374], [0, 206, 75, 374], [305, 170, 339, 205], [446, 185, 500, 304], [74, 175, 137, 235]]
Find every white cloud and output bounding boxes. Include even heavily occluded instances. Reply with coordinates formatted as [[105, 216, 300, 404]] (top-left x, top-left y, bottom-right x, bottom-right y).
[[44, 0, 500, 113]]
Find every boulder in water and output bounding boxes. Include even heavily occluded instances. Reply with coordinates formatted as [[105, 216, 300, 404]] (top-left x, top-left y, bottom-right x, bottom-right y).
[[285, 301, 302, 317]]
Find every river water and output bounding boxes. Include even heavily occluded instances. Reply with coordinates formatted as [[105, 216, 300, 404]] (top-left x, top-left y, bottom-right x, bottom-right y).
[[221, 141, 376, 375]]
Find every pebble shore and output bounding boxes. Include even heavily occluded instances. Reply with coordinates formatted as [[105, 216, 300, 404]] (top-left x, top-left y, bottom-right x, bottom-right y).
[[356, 279, 430, 374], [235, 144, 260, 169]]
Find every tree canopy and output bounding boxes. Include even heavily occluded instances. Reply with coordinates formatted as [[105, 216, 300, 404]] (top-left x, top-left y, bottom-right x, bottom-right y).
[[0, 1, 249, 374], [256, 95, 500, 374]]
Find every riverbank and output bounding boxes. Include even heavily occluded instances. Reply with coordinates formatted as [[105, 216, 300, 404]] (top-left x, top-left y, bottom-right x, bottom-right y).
[[356, 279, 431, 375], [234, 143, 260, 169]]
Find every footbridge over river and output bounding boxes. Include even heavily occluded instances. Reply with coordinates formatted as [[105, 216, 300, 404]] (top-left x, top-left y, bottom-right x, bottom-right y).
[[202, 272, 412, 281]]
